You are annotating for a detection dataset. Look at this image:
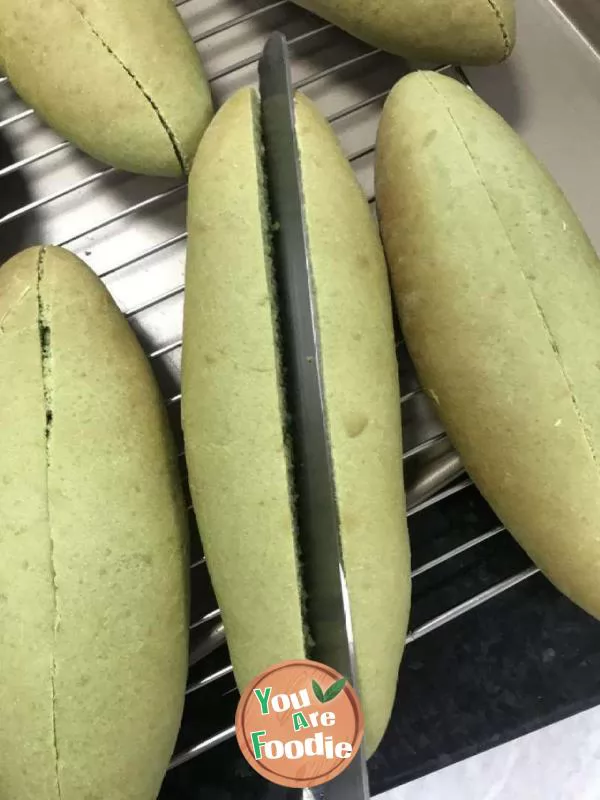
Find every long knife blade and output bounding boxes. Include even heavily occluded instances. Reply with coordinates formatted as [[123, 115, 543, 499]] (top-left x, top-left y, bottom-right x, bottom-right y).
[[258, 32, 369, 800]]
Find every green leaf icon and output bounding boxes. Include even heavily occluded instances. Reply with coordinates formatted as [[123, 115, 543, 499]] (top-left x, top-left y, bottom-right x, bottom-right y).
[[312, 677, 347, 703], [323, 677, 347, 703], [312, 679, 326, 703]]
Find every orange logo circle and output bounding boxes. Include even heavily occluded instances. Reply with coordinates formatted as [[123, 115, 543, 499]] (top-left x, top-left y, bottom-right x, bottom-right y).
[[235, 659, 364, 788]]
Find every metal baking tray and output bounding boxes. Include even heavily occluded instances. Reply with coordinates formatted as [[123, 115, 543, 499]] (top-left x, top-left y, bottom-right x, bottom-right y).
[[1, 0, 599, 795]]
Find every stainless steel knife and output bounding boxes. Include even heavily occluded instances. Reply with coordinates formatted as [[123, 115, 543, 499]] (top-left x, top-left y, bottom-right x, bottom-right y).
[[258, 32, 370, 800]]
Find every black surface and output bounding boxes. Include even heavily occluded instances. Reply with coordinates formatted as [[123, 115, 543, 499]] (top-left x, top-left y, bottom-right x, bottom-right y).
[[161, 484, 600, 798], [0, 128, 40, 262]]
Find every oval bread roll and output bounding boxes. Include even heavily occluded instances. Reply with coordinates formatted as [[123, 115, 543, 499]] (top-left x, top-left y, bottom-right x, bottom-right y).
[[0, 246, 189, 798], [293, 0, 516, 64], [376, 71, 600, 620], [184, 89, 307, 688], [183, 87, 410, 756], [0, 0, 213, 176]]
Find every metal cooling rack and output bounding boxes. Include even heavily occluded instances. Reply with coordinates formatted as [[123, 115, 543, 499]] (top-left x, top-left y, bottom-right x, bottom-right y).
[[0, 0, 541, 774]]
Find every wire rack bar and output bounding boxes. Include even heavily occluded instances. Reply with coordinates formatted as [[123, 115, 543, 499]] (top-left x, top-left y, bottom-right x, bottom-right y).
[[149, 339, 182, 362], [0, 106, 35, 132], [403, 432, 448, 460], [328, 90, 391, 124], [191, 555, 207, 570], [0, 140, 72, 179], [407, 477, 473, 518], [190, 608, 222, 630], [410, 525, 505, 578], [125, 283, 185, 319], [296, 49, 382, 90], [186, 665, 235, 696], [98, 233, 187, 281], [169, 725, 237, 770], [406, 566, 541, 643], [401, 388, 422, 405]]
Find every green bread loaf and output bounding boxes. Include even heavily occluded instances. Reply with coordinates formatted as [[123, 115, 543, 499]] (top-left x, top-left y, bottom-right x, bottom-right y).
[[292, 0, 516, 64], [0, 246, 189, 799], [182, 87, 410, 756], [376, 71, 600, 620], [183, 89, 307, 689], [0, 0, 213, 176]]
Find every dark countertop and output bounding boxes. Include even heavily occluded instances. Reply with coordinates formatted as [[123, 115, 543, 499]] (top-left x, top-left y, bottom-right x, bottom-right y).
[[161, 485, 600, 799]]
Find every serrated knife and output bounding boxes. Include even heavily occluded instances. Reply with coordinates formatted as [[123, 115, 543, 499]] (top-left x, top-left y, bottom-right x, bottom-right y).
[[258, 31, 370, 800]]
